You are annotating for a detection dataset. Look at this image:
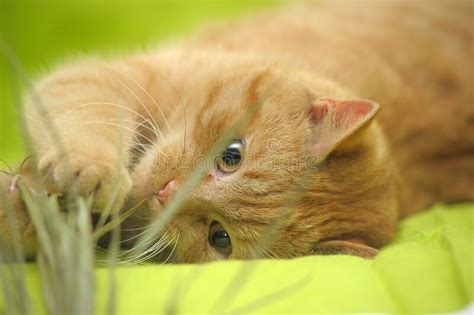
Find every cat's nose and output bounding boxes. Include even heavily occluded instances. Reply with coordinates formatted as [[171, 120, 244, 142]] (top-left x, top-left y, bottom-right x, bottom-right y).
[[156, 179, 177, 205]]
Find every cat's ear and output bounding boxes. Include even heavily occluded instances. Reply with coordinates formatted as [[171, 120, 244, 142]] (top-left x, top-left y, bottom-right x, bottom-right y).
[[312, 239, 379, 259], [309, 97, 379, 157]]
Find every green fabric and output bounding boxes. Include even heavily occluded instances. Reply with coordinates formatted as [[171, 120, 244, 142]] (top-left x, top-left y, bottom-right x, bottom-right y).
[[12, 203, 474, 314]]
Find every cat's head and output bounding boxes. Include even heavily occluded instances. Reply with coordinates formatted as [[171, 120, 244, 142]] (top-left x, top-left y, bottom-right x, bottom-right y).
[[130, 61, 398, 263]]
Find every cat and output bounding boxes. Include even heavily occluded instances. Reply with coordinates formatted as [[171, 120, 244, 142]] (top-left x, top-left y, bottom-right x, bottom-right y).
[[0, 0, 473, 262]]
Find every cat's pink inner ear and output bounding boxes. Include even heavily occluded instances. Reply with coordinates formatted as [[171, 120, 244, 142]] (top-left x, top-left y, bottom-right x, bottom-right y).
[[309, 97, 379, 156], [309, 102, 329, 124]]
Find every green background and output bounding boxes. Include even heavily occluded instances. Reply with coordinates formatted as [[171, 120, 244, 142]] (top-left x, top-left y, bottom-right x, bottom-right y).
[[0, 0, 280, 166], [1, 203, 473, 313]]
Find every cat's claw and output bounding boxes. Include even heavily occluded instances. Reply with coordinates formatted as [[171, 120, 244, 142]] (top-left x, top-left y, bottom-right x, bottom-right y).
[[9, 174, 21, 193], [38, 150, 131, 213], [0, 170, 37, 258]]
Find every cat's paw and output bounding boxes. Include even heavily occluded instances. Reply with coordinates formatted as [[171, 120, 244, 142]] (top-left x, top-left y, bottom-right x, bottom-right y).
[[38, 149, 131, 213]]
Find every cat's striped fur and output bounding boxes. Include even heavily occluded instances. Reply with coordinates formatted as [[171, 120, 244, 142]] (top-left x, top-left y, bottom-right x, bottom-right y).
[[1, 0, 472, 261]]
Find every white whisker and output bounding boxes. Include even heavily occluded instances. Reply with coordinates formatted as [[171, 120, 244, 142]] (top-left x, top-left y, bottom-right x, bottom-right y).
[[95, 232, 171, 266], [76, 121, 166, 156], [118, 227, 152, 245], [123, 233, 169, 261], [72, 101, 162, 136], [108, 65, 173, 133], [162, 233, 179, 264], [130, 237, 172, 264], [120, 225, 149, 232], [106, 67, 163, 141], [91, 117, 163, 141]]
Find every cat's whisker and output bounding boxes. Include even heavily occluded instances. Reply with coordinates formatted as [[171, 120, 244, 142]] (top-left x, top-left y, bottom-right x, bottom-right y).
[[124, 230, 178, 264], [117, 227, 153, 245], [74, 101, 170, 154], [107, 65, 173, 134], [106, 66, 169, 149], [129, 213, 156, 222], [122, 232, 170, 261], [72, 101, 163, 136], [128, 234, 175, 264], [145, 138, 176, 163], [129, 133, 151, 153], [130, 212, 155, 221], [83, 117, 164, 145], [127, 144, 148, 157], [140, 69, 188, 154], [120, 225, 149, 232], [129, 115, 169, 151], [161, 233, 179, 264], [116, 117, 162, 136], [73, 120, 150, 144], [106, 67, 159, 128], [108, 64, 186, 156], [130, 141, 153, 148], [131, 129, 171, 163], [146, 233, 177, 262], [127, 143, 155, 154], [128, 137, 154, 155], [77, 118, 154, 143], [94, 242, 162, 266], [77, 121, 165, 157], [124, 231, 169, 253]]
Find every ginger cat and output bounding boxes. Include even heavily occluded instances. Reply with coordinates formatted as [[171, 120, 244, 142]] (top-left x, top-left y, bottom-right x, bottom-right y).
[[1, 0, 473, 262]]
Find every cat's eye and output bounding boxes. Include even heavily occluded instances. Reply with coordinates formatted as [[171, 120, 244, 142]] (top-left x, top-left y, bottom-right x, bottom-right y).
[[216, 140, 244, 174], [209, 221, 232, 256]]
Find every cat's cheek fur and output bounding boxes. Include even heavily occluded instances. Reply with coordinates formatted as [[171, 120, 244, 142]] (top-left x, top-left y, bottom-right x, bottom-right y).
[[283, 96, 398, 258]]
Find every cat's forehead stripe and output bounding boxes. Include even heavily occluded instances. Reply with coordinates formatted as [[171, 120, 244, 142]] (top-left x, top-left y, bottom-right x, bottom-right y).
[[201, 70, 269, 114], [245, 70, 270, 105], [192, 78, 275, 148], [202, 79, 224, 113]]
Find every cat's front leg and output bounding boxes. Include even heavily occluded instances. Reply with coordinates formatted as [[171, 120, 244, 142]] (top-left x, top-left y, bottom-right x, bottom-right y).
[[37, 141, 132, 214], [24, 60, 145, 213]]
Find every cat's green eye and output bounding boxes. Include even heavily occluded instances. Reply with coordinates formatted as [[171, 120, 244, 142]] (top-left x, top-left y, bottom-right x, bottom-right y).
[[216, 140, 244, 174], [209, 221, 232, 256]]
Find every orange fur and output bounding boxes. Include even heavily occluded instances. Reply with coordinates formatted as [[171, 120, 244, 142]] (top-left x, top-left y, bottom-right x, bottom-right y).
[[1, 0, 472, 261]]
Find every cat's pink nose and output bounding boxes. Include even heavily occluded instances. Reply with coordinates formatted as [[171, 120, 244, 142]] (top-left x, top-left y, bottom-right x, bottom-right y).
[[156, 179, 177, 205]]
